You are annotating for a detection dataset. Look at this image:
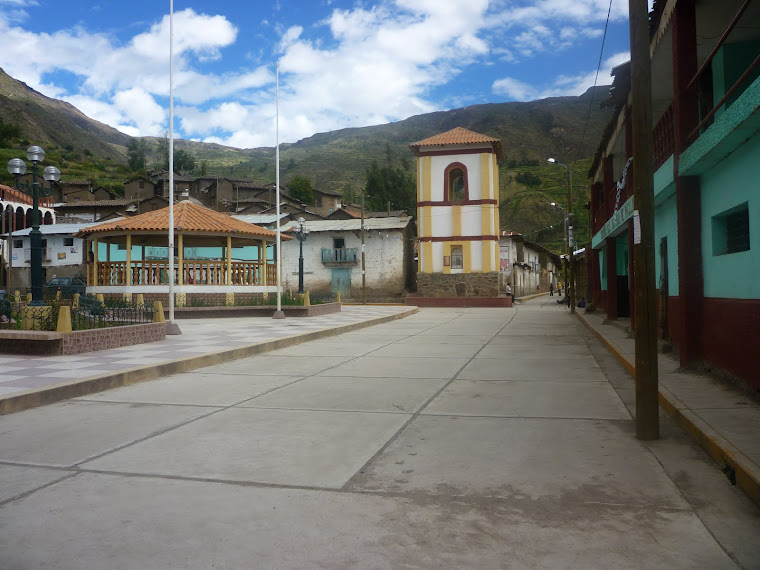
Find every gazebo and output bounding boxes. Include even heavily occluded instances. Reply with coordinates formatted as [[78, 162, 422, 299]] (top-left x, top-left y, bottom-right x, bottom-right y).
[[75, 201, 292, 301]]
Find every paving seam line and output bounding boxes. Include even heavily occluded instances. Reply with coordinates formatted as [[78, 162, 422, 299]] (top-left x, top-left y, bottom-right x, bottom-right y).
[[0, 307, 419, 416], [574, 311, 760, 508]]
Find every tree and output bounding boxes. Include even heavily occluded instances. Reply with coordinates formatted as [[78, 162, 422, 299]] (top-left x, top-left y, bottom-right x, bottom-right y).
[[0, 119, 22, 147], [364, 144, 416, 214], [154, 132, 195, 173], [342, 183, 357, 205], [199, 160, 208, 176], [287, 175, 314, 204], [127, 138, 148, 172]]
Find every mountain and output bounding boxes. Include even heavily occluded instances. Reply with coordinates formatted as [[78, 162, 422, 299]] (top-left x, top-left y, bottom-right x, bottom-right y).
[[0, 67, 612, 251], [0, 67, 131, 161]]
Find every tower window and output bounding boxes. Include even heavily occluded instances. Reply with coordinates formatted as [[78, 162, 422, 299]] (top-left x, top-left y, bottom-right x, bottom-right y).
[[444, 162, 469, 202]]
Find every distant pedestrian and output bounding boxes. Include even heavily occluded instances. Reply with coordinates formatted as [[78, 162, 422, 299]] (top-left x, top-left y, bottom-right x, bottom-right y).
[[549, 282, 554, 296], [505, 282, 514, 304], [558, 282, 562, 296]]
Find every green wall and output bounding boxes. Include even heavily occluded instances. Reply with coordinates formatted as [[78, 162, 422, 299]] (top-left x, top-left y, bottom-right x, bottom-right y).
[[654, 193, 679, 296], [701, 136, 759, 299]]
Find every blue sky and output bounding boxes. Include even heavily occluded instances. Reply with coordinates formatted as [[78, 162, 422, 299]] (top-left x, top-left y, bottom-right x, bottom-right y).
[[0, 0, 640, 148]]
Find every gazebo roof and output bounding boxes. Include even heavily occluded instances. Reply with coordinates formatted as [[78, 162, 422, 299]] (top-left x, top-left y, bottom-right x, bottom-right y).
[[409, 127, 504, 160], [75, 200, 291, 240]]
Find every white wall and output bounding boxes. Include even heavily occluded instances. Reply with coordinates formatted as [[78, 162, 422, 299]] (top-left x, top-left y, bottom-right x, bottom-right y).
[[280, 229, 407, 295]]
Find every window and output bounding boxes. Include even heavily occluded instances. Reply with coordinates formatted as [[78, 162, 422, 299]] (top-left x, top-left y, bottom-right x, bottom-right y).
[[64, 237, 74, 247], [712, 202, 750, 256], [448, 168, 466, 202], [450, 246, 463, 269], [333, 237, 345, 249], [13, 239, 22, 249]]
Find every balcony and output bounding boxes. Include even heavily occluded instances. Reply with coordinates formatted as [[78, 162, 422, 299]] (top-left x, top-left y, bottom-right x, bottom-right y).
[[321, 247, 358, 265]]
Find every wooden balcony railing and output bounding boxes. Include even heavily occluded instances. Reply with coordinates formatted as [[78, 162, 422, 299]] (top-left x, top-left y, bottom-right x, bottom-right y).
[[321, 248, 358, 264], [653, 103, 674, 170], [93, 260, 278, 286]]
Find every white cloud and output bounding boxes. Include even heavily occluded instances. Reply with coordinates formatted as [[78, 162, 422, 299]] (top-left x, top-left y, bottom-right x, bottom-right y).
[[492, 51, 630, 101], [0, 1, 638, 150]]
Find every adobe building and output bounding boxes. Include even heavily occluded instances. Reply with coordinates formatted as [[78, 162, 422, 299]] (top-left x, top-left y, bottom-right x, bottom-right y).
[[408, 127, 507, 306]]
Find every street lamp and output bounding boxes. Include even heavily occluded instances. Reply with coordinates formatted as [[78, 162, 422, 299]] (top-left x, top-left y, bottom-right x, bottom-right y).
[[7, 146, 60, 306], [547, 157, 576, 314], [294, 216, 309, 294]]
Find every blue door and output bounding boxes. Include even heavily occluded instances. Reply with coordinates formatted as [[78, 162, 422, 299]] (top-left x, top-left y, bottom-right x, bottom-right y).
[[331, 268, 351, 298]]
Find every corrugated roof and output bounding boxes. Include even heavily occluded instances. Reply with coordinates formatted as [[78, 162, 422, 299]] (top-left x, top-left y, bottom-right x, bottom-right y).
[[233, 214, 289, 225], [409, 127, 504, 160], [282, 216, 412, 232], [3, 219, 118, 237], [75, 201, 291, 240], [54, 199, 133, 208]]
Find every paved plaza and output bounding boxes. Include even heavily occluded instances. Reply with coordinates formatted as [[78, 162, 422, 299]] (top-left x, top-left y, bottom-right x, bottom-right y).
[[0, 300, 758, 568]]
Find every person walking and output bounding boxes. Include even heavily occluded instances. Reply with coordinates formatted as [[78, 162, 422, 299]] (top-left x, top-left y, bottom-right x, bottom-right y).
[[505, 282, 514, 304], [549, 282, 554, 296]]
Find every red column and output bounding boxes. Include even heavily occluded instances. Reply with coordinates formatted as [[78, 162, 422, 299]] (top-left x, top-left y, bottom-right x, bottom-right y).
[[606, 236, 618, 319], [672, 0, 703, 367], [628, 220, 635, 329]]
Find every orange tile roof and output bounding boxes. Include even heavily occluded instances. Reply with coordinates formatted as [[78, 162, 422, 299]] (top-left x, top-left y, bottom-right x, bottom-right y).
[[410, 127, 504, 160], [75, 201, 291, 240]]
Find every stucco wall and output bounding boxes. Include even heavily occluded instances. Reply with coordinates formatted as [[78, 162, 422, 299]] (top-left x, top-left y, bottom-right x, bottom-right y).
[[654, 193, 679, 296], [280, 229, 408, 296], [700, 136, 759, 299]]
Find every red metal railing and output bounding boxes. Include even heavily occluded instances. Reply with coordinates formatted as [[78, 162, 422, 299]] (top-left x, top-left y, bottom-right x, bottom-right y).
[[653, 104, 674, 170]]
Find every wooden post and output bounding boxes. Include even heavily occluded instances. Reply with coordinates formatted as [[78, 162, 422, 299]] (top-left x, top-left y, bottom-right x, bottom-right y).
[[126, 233, 132, 286], [178, 233, 184, 286], [261, 239, 267, 287], [93, 238, 99, 286], [630, 0, 659, 440], [226, 236, 232, 285]]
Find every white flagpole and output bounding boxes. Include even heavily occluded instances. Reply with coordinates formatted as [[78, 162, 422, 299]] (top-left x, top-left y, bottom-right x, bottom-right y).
[[166, 0, 180, 333], [273, 60, 284, 319]]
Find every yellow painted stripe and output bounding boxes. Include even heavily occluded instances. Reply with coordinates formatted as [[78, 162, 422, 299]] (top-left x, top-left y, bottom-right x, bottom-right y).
[[422, 156, 432, 202], [481, 153, 491, 200], [482, 241, 492, 272], [452, 205, 462, 237], [423, 241, 433, 273], [463, 241, 472, 274]]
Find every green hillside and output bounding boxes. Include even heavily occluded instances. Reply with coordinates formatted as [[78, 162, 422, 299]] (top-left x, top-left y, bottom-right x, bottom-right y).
[[0, 66, 611, 254]]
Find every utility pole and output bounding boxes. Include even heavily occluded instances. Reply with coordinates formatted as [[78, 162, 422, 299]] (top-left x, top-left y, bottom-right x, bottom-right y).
[[630, 0, 659, 440], [361, 188, 366, 304], [567, 167, 576, 315]]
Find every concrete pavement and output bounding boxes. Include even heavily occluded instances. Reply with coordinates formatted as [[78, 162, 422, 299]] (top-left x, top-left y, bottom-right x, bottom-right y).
[[0, 302, 759, 568]]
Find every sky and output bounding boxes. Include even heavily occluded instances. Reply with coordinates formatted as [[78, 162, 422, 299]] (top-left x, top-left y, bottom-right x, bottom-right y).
[[0, 0, 643, 149]]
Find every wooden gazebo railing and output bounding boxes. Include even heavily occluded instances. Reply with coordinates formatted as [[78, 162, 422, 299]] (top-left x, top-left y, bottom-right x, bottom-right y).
[[93, 260, 277, 286]]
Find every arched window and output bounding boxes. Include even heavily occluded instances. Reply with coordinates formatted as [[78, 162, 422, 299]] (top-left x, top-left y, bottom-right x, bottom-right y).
[[444, 162, 468, 202], [450, 246, 463, 270]]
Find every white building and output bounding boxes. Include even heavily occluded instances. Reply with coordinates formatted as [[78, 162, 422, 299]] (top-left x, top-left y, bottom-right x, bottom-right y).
[[2, 222, 98, 288], [280, 217, 415, 299], [499, 231, 562, 297]]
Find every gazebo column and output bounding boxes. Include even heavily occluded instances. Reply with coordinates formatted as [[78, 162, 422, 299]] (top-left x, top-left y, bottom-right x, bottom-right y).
[[177, 233, 184, 285], [226, 236, 232, 285], [93, 238, 99, 286], [85, 239, 91, 286], [260, 239, 267, 286], [126, 233, 132, 286]]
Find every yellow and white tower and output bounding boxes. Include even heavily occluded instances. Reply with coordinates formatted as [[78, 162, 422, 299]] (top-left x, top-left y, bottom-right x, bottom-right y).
[[410, 127, 503, 299]]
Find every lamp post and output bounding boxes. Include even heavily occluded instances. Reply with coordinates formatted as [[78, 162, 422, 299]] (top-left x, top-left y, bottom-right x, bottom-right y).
[[549, 201, 568, 294], [548, 158, 575, 314], [294, 216, 309, 294], [7, 146, 60, 306]]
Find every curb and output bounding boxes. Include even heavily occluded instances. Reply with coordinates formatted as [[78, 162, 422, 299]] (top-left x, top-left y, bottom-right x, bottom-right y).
[[575, 311, 760, 507], [0, 307, 419, 416]]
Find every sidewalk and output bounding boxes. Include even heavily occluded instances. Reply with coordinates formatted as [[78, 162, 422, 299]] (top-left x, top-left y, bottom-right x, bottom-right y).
[[0, 305, 417, 415], [573, 305, 760, 506]]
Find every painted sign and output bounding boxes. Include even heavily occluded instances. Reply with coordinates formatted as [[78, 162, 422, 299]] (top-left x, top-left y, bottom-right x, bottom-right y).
[[499, 245, 511, 275], [592, 196, 634, 249]]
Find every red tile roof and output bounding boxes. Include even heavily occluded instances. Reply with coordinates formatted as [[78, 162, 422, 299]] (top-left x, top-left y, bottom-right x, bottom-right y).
[[75, 201, 291, 240], [410, 127, 504, 160]]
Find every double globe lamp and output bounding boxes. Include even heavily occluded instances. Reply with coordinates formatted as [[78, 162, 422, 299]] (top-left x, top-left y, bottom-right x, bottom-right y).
[[7, 146, 61, 306]]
